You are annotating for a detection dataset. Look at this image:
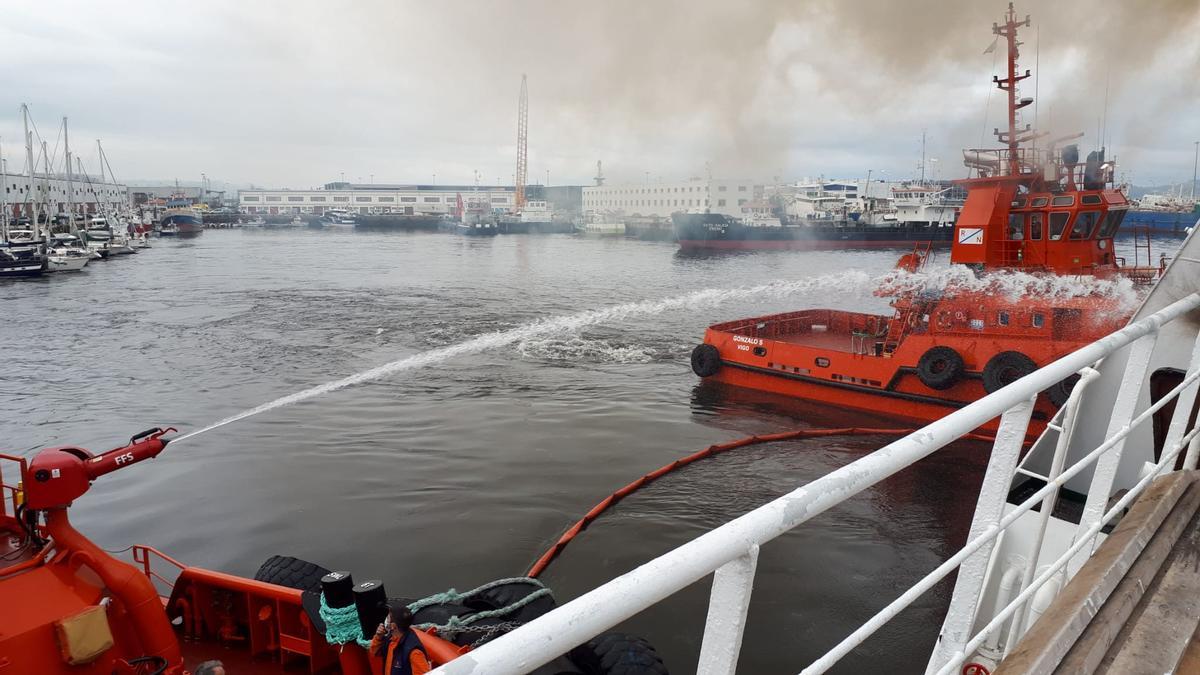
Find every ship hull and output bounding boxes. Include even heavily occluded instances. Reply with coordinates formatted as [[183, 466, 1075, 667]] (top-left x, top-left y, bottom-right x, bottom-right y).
[[355, 215, 443, 230], [1120, 209, 1198, 234], [161, 213, 203, 238], [674, 213, 955, 250]]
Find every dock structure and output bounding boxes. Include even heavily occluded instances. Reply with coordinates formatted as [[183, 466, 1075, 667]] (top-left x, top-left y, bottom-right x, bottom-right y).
[[996, 470, 1200, 674]]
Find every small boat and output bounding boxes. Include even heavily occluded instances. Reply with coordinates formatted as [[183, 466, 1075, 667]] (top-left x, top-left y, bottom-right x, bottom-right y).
[[577, 211, 626, 236], [0, 242, 46, 277], [322, 209, 358, 227], [455, 220, 499, 236], [46, 247, 90, 271]]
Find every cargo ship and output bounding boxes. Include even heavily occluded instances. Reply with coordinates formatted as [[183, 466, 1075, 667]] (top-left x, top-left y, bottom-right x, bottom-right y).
[[690, 6, 1154, 434], [674, 212, 955, 251]]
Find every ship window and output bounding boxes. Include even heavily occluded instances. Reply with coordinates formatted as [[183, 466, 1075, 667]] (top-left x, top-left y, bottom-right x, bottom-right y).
[[1097, 210, 1126, 238], [1032, 313, 1045, 328], [1049, 212, 1070, 240], [1071, 211, 1099, 239], [1052, 196, 1075, 207], [1011, 197, 1027, 208], [1029, 213, 1043, 240], [998, 310, 1010, 326], [1007, 214, 1024, 240], [1030, 197, 1050, 207], [1081, 194, 1103, 205]]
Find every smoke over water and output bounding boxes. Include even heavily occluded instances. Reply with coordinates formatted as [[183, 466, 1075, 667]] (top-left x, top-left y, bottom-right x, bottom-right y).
[[172, 268, 1141, 443], [392, 0, 1200, 181]]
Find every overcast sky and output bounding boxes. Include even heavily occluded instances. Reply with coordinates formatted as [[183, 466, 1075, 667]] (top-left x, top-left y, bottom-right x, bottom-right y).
[[2, 1, 1198, 189]]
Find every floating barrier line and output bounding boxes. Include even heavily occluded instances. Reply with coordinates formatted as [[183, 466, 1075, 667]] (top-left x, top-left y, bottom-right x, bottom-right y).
[[526, 426, 998, 578]]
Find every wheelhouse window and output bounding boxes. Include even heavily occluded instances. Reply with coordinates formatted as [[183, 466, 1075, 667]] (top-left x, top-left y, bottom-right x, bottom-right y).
[[1011, 197, 1027, 208], [1007, 213, 1024, 240], [1031, 197, 1049, 207], [1051, 196, 1075, 207], [1029, 213, 1043, 240], [1081, 194, 1103, 205], [1049, 212, 1070, 240], [1098, 210, 1127, 238], [1072, 211, 1099, 239]]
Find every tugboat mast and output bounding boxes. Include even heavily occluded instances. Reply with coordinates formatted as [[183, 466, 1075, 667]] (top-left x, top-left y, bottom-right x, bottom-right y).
[[993, 3, 1032, 175]]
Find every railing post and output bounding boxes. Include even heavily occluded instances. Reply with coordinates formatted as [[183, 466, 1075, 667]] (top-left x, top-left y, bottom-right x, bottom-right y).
[[1165, 327, 1200, 473], [696, 545, 759, 675], [926, 397, 1035, 675], [1070, 333, 1157, 573]]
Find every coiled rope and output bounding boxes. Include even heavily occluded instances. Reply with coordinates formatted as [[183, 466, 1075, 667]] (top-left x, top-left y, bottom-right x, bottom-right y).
[[526, 425, 999, 578], [318, 576, 553, 646]]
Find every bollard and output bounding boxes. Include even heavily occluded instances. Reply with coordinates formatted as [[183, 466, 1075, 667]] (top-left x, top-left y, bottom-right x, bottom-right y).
[[352, 579, 388, 640]]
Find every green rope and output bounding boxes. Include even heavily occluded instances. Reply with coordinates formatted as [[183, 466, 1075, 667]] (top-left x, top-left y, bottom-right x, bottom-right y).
[[318, 577, 553, 646], [408, 577, 553, 635], [318, 595, 373, 649]]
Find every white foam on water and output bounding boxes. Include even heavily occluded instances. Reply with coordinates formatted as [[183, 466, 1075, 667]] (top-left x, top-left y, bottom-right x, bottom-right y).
[[878, 266, 1145, 307], [515, 336, 657, 364], [173, 271, 877, 443]]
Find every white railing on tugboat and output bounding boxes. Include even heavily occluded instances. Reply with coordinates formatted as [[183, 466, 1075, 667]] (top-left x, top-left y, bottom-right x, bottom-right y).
[[432, 292, 1200, 675]]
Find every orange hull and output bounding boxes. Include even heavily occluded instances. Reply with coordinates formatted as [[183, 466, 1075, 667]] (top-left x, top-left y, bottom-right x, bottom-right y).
[[695, 298, 1129, 438]]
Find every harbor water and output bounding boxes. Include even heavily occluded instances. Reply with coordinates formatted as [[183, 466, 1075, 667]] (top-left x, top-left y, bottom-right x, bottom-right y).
[[0, 229, 1180, 672]]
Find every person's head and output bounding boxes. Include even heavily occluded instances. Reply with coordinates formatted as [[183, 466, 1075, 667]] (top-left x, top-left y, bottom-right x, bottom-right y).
[[195, 660, 226, 675], [386, 600, 414, 631]]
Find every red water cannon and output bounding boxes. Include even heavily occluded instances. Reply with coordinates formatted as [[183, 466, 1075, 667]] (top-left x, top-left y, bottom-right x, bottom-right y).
[[24, 428, 177, 510]]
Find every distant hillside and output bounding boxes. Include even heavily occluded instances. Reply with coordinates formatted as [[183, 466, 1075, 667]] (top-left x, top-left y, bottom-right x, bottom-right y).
[[1127, 180, 1199, 200]]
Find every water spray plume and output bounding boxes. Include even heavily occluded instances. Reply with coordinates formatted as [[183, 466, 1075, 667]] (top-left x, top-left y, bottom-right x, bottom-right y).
[[172, 268, 1144, 444]]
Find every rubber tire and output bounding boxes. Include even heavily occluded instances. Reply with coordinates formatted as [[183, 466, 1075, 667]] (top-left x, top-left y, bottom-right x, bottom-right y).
[[916, 346, 965, 391], [253, 555, 331, 594], [569, 632, 669, 675], [982, 351, 1038, 394], [691, 344, 721, 378], [1046, 373, 1081, 408]]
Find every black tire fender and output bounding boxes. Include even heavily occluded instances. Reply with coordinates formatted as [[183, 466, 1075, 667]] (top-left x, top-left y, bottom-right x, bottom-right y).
[[253, 555, 331, 594], [569, 632, 669, 675], [982, 351, 1038, 394], [690, 344, 721, 378], [916, 346, 965, 391], [1046, 373, 1081, 407]]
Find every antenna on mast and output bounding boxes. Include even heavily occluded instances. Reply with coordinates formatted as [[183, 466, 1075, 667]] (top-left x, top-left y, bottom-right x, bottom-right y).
[[992, 2, 1032, 175]]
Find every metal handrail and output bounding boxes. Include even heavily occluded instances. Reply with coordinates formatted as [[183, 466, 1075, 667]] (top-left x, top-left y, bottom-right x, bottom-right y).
[[433, 293, 1200, 675]]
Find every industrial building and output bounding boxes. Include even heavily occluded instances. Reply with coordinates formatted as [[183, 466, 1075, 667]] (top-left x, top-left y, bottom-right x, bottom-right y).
[[239, 182, 583, 216], [582, 178, 765, 218], [3, 172, 128, 218]]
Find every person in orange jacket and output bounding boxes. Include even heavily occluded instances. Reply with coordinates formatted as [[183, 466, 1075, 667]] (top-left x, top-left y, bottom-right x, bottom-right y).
[[371, 601, 433, 675]]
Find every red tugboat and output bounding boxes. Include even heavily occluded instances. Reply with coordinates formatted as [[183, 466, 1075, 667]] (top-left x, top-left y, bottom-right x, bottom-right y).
[[0, 429, 665, 674], [690, 4, 1156, 435]]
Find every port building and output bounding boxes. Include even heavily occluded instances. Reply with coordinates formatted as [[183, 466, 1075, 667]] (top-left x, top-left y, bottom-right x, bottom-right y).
[[3, 172, 128, 218], [239, 182, 584, 216], [582, 178, 764, 218]]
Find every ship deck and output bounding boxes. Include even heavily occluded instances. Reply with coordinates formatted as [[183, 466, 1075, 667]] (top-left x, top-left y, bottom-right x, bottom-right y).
[[996, 470, 1200, 674], [770, 330, 875, 354]]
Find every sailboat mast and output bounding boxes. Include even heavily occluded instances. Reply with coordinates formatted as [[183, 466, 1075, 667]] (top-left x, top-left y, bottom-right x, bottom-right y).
[[39, 141, 50, 232], [64, 117, 72, 231], [22, 104, 34, 224], [1, 138, 7, 241]]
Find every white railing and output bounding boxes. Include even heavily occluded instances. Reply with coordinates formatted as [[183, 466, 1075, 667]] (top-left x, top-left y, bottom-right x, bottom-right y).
[[433, 292, 1200, 675]]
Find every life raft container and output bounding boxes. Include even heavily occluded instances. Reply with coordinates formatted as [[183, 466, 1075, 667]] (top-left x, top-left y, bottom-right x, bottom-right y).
[[916, 346, 965, 391]]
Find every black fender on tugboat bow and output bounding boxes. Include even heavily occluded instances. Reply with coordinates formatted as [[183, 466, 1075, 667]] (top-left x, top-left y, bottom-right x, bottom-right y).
[[691, 344, 722, 377]]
